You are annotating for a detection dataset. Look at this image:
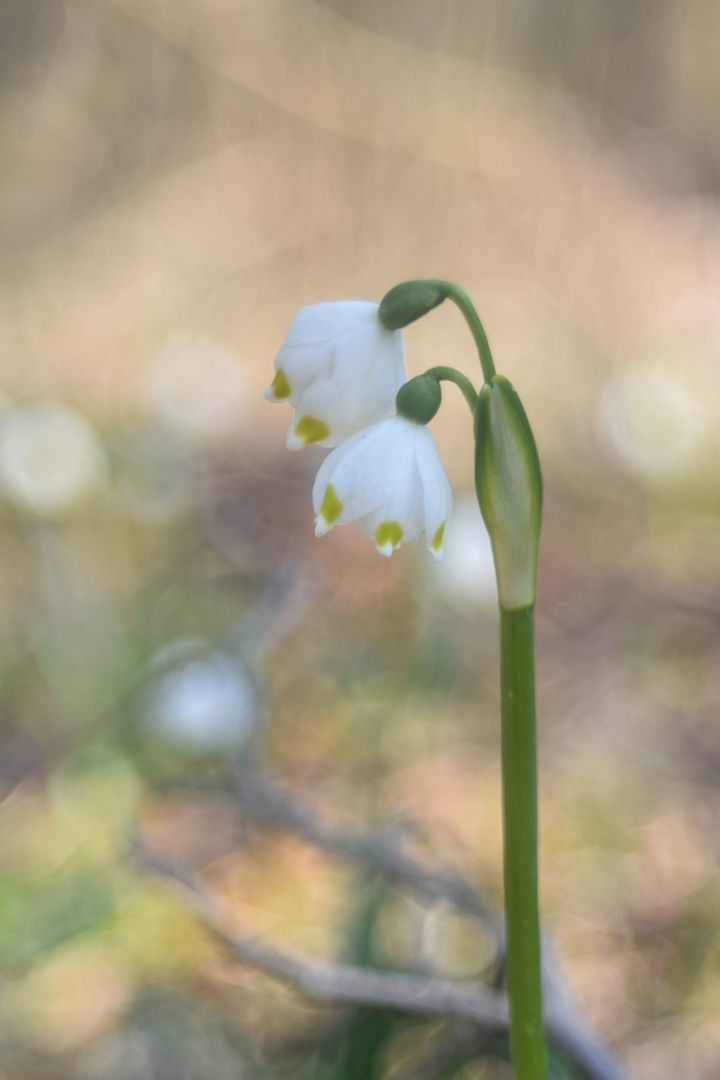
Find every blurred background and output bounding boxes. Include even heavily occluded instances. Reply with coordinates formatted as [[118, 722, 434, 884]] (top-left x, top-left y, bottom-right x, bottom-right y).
[[1, 1, 720, 1077]]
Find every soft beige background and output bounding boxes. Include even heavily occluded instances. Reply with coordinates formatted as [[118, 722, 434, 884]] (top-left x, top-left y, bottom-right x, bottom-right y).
[[1, 3, 720, 1077]]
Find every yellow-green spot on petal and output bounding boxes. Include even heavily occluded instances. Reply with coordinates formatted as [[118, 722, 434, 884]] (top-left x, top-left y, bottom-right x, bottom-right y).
[[375, 521, 404, 549], [294, 415, 330, 446], [319, 483, 343, 525], [431, 523, 445, 551], [270, 368, 292, 400]]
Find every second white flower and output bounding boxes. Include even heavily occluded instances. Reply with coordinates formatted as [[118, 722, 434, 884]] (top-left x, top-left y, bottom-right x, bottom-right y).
[[312, 416, 452, 560]]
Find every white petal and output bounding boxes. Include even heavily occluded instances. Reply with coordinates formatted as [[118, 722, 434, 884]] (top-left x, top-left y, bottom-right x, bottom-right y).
[[284, 375, 343, 446], [327, 424, 401, 521], [415, 427, 453, 557], [313, 421, 398, 523], [286, 425, 307, 451], [310, 414, 454, 559], [357, 421, 424, 547], [270, 301, 406, 444], [312, 429, 370, 514], [330, 320, 406, 410], [287, 339, 404, 446], [312, 416, 452, 559], [314, 516, 334, 537], [282, 302, 379, 347], [274, 341, 333, 401]]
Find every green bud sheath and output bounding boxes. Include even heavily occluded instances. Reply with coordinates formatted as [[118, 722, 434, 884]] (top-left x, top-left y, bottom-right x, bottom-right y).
[[396, 373, 442, 424], [378, 280, 447, 330], [474, 375, 542, 611]]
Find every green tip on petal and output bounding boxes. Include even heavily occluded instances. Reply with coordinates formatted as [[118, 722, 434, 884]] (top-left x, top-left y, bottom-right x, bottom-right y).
[[288, 414, 331, 449], [316, 484, 343, 536], [266, 367, 292, 401], [374, 520, 404, 555], [430, 522, 445, 561]]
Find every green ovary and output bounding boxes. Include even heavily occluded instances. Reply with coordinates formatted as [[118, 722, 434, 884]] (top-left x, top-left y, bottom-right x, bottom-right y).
[[375, 521, 404, 549], [319, 484, 343, 525], [295, 415, 331, 445], [270, 368, 292, 400], [431, 523, 445, 551]]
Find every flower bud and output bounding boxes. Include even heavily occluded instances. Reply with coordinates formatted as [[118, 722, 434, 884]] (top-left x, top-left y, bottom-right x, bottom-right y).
[[474, 375, 542, 610], [395, 373, 442, 425], [378, 280, 447, 330]]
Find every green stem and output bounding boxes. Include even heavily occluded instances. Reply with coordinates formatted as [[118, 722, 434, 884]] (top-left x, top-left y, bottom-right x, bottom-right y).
[[427, 366, 478, 412], [378, 278, 496, 382], [440, 282, 496, 383], [500, 604, 546, 1080]]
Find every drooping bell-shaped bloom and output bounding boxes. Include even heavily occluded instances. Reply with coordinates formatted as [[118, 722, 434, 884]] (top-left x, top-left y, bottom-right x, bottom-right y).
[[265, 302, 406, 450], [312, 416, 452, 560]]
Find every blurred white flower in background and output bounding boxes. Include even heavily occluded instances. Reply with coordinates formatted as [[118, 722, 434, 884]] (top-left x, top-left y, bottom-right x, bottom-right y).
[[142, 336, 248, 442], [597, 365, 706, 480], [145, 639, 256, 753], [0, 402, 106, 516], [430, 495, 497, 609]]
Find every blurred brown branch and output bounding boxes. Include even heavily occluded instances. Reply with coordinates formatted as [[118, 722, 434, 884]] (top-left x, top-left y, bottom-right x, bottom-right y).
[[131, 571, 632, 1079], [231, 770, 630, 1080], [134, 769, 630, 1080], [132, 833, 508, 1024], [234, 765, 504, 951]]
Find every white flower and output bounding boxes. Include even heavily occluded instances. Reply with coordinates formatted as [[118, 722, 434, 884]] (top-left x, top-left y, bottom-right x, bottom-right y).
[[265, 301, 406, 449], [146, 639, 256, 752], [142, 335, 248, 442], [0, 402, 106, 516], [312, 416, 452, 560], [597, 365, 706, 480], [430, 495, 498, 608]]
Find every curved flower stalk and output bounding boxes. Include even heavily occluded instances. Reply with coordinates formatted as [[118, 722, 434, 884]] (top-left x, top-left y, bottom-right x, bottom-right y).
[[265, 301, 406, 449], [312, 416, 452, 560], [269, 280, 548, 1080]]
